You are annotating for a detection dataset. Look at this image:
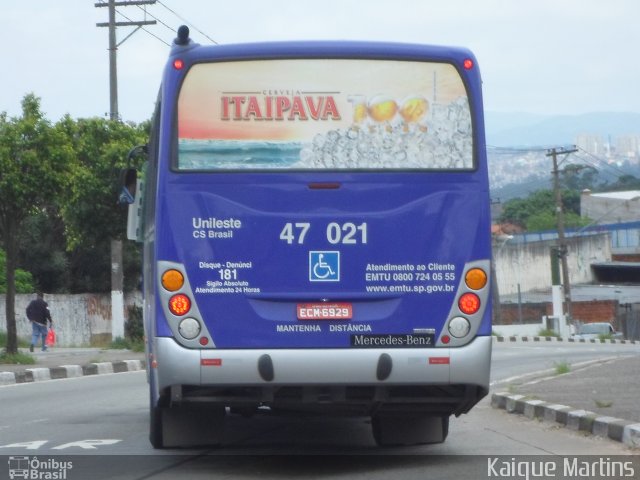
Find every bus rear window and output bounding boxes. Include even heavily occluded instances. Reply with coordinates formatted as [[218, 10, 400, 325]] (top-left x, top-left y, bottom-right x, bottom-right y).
[[177, 59, 473, 171]]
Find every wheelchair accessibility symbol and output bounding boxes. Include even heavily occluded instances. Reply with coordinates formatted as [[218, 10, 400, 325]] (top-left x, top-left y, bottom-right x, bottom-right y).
[[309, 251, 340, 282]]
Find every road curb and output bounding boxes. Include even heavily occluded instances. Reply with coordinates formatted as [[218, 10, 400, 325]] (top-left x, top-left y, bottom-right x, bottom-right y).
[[0, 359, 146, 386], [492, 336, 638, 344], [492, 392, 640, 449]]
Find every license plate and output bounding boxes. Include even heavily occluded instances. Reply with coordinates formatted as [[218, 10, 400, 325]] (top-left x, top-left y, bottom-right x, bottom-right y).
[[297, 303, 353, 320]]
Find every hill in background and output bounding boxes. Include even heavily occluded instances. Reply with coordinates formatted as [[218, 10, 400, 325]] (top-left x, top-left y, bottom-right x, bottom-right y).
[[484, 111, 640, 201], [485, 111, 640, 147]]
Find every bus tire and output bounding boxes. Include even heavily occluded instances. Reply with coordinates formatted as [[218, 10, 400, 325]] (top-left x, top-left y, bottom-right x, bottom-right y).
[[372, 414, 449, 446], [149, 404, 165, 449]]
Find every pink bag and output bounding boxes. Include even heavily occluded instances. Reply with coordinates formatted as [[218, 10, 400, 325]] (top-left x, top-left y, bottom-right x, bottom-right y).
[[46, 328, 56, 347]]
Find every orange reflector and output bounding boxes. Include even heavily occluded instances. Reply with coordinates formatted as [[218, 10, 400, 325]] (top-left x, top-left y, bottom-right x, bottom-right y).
[[168, 294, 191, 316], [458, 292, 481, 315], [162, 269, 184, 292], [465, 268, 487, 290]]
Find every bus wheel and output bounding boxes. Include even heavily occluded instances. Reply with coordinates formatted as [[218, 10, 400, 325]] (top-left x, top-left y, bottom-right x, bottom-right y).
[[149, 404, 165, 449], [372, 414, 449, 446]]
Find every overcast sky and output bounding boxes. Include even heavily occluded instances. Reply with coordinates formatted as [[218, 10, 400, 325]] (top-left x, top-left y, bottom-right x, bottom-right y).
[[2, 0, 638, 123]]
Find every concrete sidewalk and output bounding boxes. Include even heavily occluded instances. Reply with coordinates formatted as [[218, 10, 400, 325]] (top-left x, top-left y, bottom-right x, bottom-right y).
[[491, 355, 640, 449], [0, 347, 145, 384]]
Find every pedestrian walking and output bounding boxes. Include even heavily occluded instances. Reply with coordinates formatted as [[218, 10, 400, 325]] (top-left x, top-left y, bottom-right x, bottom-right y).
[[26, 292, 53, 352]]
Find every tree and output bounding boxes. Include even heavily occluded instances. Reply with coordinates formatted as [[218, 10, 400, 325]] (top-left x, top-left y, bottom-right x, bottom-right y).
[[560, 164, 598, 192], [499, 190, 556, 228], [12, 116, 149, 294], [525, 210, 588, 231], [58, 117, 148, 292], [0, 250, 35, 293], [18, 209, 69, 293], [0, 94, 72, 354], [605, 174, 640, 192], [499, 189, 589, 231]]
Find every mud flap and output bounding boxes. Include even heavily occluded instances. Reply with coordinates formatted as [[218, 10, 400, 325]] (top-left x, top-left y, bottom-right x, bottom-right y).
[[155, 404, 225, 448]]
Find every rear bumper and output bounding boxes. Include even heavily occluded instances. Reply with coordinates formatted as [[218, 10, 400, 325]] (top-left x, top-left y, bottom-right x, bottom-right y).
[[152, 336, 491, 415]]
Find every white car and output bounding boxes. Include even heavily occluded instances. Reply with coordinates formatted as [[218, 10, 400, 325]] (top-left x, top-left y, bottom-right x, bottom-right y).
[[572, 322, 624, 340]]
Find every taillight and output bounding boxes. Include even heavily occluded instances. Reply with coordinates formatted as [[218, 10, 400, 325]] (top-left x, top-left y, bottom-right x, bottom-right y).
[[178, 317, 201, 339], [458, 292, 481, 315], [465, 268, 487, 290], [173, 58, 184, 70], [448, 316, 471, 338], [162, 269, 184, 292], [169, 294, 191, 316], [463, 58, 474, 70]]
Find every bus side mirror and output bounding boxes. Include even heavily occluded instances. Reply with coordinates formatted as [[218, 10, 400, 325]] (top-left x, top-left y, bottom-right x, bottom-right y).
[[119, 144, 148, 205], [119, 168, 138, 205], [118, 166, 144, 242]]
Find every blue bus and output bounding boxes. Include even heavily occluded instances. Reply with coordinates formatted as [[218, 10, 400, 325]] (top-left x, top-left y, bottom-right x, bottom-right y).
[[123, 26, 492, 448]]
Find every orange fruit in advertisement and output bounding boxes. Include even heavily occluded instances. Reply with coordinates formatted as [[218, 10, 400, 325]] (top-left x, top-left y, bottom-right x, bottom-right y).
[[368, 96, 398, 122], [400, 96, 429, 123]]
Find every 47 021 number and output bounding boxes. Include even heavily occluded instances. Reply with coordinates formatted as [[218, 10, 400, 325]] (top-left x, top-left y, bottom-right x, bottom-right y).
[[279, 222, 368, 245]]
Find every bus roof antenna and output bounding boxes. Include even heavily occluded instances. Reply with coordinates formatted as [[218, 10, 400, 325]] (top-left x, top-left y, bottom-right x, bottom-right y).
[[175, 25, 190, 46]]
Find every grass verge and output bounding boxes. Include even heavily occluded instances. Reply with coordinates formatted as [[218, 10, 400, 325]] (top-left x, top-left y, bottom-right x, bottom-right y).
[[109, 336, 145, 353], [0, 332, 36, 364], [0, 350, 36, 365], [553, 361, 571, 375]]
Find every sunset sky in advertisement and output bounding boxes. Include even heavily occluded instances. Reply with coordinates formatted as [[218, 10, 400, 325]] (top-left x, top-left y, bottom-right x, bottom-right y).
[[177, 59, 466, 141]]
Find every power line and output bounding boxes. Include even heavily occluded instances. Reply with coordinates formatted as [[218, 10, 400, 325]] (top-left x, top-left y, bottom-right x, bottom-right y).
[[487, 145, 551, 154], [133, 4, 177, 35], [156, 0, 218, 44], [114, 8, 170, 46], [574, 146, 632, 179], [95, 0, 158, 120], [98, 0, 219, 47]]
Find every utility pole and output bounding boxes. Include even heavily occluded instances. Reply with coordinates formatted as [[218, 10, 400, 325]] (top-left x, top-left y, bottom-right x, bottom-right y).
[[96, 0, 155, 340], [547, 146, 578, 335], [95, 0, 157, 121]]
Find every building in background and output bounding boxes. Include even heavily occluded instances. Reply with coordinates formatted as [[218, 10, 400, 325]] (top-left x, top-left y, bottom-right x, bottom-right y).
[[615, 134, 640, 159], [576, 133, 606, 156], [580, 190, 640, 224]]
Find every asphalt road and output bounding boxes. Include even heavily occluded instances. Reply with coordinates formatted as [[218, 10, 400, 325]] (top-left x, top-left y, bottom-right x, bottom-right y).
[[0, 369, 631, 455], [490, 340, 640, 386], [1, 342, 638, 480]]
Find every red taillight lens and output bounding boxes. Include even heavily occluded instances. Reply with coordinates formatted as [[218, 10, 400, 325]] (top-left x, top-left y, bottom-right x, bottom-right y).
[[458, 293, 481, 315], [173, 58, 184, 70], [463, 58, 474, 70], [169, 294, 191, 316]]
